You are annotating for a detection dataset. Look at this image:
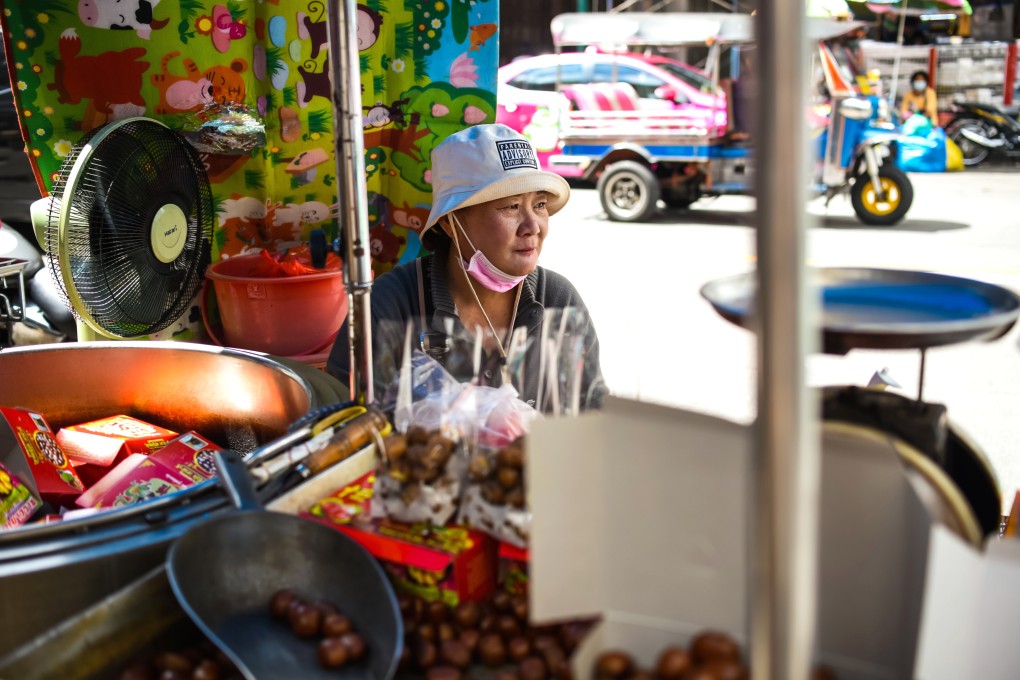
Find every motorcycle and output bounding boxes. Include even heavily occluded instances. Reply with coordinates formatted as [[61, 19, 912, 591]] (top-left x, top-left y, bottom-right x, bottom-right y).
[[0, 218, 76, 347], [944, 101, 1020, 167]]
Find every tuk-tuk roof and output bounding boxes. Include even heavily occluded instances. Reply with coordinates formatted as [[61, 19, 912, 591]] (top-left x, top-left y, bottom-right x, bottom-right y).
[[550, 12, 867, 48]]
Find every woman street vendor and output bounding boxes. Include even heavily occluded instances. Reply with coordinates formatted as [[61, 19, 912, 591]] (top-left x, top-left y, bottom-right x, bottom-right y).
[[327, 124, 606, 411]]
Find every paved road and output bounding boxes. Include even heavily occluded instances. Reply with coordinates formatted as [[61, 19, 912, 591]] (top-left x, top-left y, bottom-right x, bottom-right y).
[[540, 168, 1020, 512]]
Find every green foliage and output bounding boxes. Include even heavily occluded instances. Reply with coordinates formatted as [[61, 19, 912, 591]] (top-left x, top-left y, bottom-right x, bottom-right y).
[[413, 54, 430, 83], [290, 176, 303, 190], [211, 193, 226, 219], [365, 0, 387, 13], [360, 54, 371, 74], [323, 174, 334, 187], [178, 0, 204, 43], [214, 227, 227, 254], [282, 195, 296, 205], [282, 86, 297, 107], [45, 51, 59, 67], [452, 2, 470, 44], [265, 47, 287, 81], [263, 91, 278, 115], [30, 0, 73, 15], [63, 117, 80, 133], [373, 75, 386, 95], [393, 22, 415, 61], [226, 0, 247, 21], [306, 109, 332, 135], [305, 192, 319, 203], [244, 169, 265, 192]]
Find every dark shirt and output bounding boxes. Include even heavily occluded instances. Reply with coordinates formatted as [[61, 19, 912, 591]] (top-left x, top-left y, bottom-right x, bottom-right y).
[[327, 245, 607, 411]]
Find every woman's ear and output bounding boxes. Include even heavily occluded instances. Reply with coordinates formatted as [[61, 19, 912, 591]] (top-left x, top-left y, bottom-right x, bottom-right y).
[[439, 215, 454, 239]]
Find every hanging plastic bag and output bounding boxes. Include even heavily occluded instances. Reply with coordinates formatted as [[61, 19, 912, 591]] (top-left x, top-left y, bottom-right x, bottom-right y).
[[458, 383, 538, 548], [373, 348, 470, 526]]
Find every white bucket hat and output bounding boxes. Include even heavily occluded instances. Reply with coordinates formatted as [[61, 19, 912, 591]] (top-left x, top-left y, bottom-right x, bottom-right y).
[[422, 124, 571, 235]]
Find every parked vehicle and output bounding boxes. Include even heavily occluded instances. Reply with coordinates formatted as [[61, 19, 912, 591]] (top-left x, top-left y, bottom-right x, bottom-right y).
[[944, 100, 1020, 167], [0, 218, 76, 346], [497, 50, 728, 165], [531, 12, 913, 226]]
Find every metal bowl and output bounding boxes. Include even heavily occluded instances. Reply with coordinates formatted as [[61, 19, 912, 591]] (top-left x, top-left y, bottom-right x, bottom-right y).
[[0, 341, 335, 655], [701, 267, 1020, 354]]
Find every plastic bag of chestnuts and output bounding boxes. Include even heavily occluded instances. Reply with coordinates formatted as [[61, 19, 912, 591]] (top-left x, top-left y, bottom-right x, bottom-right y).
[[458, 435, 530, 548], [374, 425, 466, 526]]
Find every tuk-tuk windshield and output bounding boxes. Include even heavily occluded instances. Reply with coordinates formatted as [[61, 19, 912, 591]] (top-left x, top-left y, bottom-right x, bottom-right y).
[[651, 60, 724, 97]]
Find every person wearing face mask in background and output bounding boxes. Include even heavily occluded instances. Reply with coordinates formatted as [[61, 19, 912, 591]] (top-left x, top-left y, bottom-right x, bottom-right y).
[[899, 70, 939, 125], [327, 124, 607, 411]]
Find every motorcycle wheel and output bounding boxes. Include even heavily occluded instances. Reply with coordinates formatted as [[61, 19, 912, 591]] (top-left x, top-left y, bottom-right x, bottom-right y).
[[945, 117, 994, 167], [850, 165, 913, 227], [597, 161, 660, 222]]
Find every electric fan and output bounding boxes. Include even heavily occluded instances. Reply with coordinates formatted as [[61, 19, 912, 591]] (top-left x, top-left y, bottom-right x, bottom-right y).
[[30, 117, 213, 340]]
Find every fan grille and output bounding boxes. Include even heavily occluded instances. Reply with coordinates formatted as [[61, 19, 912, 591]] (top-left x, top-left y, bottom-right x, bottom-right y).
[[45, 119, 213, 338]]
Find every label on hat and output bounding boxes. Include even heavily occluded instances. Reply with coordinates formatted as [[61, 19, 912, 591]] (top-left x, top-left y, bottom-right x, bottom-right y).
[[496, 140, 538, 171]]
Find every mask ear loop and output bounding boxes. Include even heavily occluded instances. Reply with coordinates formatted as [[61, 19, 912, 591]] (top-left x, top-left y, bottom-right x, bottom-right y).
[[446, 213, 522, 371]]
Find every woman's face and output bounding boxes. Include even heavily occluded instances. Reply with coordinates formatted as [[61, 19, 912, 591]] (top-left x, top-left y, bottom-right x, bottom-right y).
[[445, 191, 550, 277]]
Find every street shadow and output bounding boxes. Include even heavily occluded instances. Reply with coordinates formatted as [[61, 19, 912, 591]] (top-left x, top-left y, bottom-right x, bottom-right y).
[[816, 215, 970, 232], [623, 207, 970, 233]]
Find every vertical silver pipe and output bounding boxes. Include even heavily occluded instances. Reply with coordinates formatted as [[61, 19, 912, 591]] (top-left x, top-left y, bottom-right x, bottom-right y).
[[752, 1, 820, 679], [328, 0, 374, 404]]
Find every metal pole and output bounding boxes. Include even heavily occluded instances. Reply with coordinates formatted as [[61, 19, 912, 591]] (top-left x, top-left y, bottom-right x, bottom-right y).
[[888, 0, 910, 112], [328, 0, 374, 405], [752, 0, 820, 678]]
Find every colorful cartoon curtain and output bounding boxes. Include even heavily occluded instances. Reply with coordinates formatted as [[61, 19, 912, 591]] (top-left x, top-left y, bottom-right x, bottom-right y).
[[0, 0, 498, 337]]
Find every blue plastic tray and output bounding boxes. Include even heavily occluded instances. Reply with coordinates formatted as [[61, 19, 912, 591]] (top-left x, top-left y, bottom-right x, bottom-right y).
[[700, 268, 1020, 354]]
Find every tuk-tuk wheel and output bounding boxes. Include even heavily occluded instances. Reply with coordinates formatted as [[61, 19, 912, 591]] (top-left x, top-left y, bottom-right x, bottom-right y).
[[597, 161, 660, 223], [850, 165, 913, 227]]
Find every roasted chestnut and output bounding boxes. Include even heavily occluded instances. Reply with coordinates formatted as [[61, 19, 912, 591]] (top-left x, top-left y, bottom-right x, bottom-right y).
[[453, 600, 482, 629], [440, 639, 472, 669], [154, 652, 193, 673], [478, 633, 508, 667], [425, 666, 462, 680], [318, 637, 350, 669], [340, 633, 367, 662], [321, 612, 353, 637], [518, 656, 548, 680], [690, 631, 741, 665], [593, 650, 634, 679], [656, 646, 692, 679]]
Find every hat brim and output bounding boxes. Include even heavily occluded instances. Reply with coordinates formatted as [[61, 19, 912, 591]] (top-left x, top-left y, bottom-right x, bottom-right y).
[[422, 170, 571, 235]]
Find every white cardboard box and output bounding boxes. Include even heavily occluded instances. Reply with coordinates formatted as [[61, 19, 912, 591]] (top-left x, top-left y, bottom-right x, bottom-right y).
[[528, 396, 1012, 679]]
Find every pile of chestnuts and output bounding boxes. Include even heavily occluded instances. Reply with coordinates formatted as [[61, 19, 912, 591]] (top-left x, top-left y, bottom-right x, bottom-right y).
[[268, 588, 368, 670], [468, 437, 526, 510], [117, 639, 241, 680], [593, 633, 838, 680], [398, 590, 594, 680], [380, 427, 458, 506]]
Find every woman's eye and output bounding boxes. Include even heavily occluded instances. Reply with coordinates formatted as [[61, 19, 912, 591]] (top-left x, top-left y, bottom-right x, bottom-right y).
[[535, 201, 548, 211]]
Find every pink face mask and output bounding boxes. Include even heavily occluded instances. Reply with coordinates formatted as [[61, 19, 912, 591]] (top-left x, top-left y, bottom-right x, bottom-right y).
[[450, 214, 527, 293]]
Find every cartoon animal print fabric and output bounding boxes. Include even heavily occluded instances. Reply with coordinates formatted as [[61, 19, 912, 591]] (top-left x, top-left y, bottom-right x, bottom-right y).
[[150, 52, 248, 114], [2, 0, 498, 290]]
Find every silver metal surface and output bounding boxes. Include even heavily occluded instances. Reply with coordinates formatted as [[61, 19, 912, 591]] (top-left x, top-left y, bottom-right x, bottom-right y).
[[752, 1, 820, 679], [0, 341, 319, 655], [328, 0, 374, 405], [167, 512, 402, 679], [700, 267, 1020, 353]]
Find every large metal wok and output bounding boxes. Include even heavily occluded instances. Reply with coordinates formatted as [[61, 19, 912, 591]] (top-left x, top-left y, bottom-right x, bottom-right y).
[[0, 341, 340, 655], [167, 450, 402, 680]]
